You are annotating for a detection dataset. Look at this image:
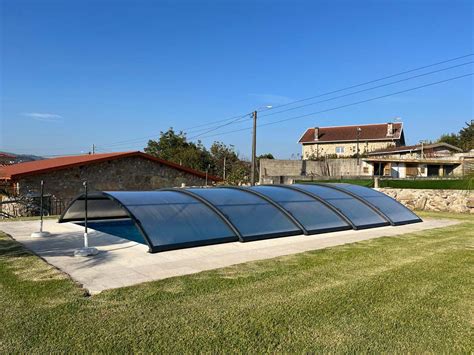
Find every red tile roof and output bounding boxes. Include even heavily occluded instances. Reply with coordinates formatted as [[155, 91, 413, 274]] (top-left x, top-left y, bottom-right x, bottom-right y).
[[298, 123, 403, 143], [0, 151, 221, 181], [0, 152, 16, 158]]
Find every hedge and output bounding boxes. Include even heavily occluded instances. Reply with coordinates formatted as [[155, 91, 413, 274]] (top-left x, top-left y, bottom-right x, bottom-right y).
[[295, 178, 472, 190]]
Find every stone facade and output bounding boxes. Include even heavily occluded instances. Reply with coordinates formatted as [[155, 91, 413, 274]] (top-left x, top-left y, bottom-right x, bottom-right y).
[[377, 188, 474, 214], [302, 141, 397, 159], [15, 156, 209, 202]]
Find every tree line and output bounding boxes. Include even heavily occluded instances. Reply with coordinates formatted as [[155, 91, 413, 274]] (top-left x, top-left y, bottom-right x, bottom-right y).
[[144, 128, 273, 184], [437, 121, 473, 151]]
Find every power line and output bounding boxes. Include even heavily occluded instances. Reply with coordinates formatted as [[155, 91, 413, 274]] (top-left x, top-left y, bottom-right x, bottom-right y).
[[188, 61, 473, 140], [185, 53, 474, 130], [98, 53, 473, 149], [259, 61, 473, 119], [261, 53, 474, 112], [194, 73, 473, 140]]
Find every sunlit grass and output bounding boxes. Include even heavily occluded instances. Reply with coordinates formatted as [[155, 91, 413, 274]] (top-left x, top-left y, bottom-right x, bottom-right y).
[[0, 211, 472, 352]]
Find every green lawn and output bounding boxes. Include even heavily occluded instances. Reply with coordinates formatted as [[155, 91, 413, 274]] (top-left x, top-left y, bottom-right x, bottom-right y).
[[1, 211, 473, 352]]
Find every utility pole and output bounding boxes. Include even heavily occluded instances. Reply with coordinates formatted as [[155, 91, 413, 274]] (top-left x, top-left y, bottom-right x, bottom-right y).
[[223, 156, 226, 181], [356, 127, 362, 166], [250, 110, 257, 186], [92, 144, 96, 154], [205, 164, 210, 186]]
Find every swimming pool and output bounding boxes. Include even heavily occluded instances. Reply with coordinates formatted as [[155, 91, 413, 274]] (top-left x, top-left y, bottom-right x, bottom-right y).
[[76, 219, 146, 245]]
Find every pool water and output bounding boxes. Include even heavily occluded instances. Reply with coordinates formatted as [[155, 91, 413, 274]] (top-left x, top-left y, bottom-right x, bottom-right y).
[[76, 219, 147, 245]]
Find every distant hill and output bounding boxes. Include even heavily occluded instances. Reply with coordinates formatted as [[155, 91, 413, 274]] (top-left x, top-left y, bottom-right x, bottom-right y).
[[0, 152, 45, 163]]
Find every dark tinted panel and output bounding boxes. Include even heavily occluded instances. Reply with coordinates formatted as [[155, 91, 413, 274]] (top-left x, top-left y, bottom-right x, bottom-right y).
[[188, 188, 301, 239], [249, 186, 351, 233], [332, 184, 421, 224], [107, 191, 238, 250], [293, 184, 389, 228]]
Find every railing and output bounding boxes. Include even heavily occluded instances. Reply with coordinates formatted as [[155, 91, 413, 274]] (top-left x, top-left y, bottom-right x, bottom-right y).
[[0, 195, 73, 218]]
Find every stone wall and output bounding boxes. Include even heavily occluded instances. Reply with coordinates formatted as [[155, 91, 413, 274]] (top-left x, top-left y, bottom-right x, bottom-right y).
[[15, 156, 208, 202], [377, 188, 474, 214], [260, 158, 372, 184]]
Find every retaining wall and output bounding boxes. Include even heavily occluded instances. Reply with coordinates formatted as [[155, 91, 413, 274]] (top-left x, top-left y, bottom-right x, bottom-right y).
[[377, 188, 474, 214], [260, 158, 371, 184]]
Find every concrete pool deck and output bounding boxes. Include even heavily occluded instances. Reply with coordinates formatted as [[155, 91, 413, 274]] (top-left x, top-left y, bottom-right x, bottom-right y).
[[1, 218, 459, 294]]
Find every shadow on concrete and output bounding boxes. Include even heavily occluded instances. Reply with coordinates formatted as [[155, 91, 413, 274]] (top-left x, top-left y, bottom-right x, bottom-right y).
[[16, 230, 141, 267]]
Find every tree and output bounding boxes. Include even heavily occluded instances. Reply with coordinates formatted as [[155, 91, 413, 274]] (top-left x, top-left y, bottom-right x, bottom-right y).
[[437, 121, 473, 151], [209, 141, 240, 179], [458, 121, 473, 151], [257, 153, 274, 160], [438, 133, 460, 147], [144, 128, 212, 172], [144, 131, 255, 184]]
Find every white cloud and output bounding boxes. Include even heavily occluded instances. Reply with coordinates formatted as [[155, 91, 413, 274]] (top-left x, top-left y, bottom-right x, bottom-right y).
[[248, 93, 296, 105], [23, 112, 63, 122]]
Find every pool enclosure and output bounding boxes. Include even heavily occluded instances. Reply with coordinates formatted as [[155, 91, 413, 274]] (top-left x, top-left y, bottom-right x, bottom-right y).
[[59, 184, 422, 253]]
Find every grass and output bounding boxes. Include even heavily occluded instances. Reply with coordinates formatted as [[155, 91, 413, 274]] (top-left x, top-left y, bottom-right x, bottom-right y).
[[0, 211, 473, 352]]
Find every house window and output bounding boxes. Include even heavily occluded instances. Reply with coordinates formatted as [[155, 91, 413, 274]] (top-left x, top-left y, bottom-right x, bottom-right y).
[[335, 146, 345, 154], [363, 167, 369, 173]]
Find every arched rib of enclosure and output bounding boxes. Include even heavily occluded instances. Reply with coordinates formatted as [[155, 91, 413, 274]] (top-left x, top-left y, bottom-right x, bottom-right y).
[[186, 187, 303, 241], [329, 183, 422, 225], [246, 185, 353, 234], [291, 184, 391, 229], [59, 192, 155, 252], [160, 188, 244, 242], [272, 184, 357, 230], [59, 191, 240, 253], [221, 186, 309, 235]]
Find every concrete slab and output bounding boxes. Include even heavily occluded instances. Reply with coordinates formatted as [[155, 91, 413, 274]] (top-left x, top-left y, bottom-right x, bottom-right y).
[[0, 218, 459, 294]]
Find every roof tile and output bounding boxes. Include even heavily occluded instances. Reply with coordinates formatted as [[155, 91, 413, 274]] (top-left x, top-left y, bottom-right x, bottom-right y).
[[0, 151, 220, 181], [299, 123, 403, 143]]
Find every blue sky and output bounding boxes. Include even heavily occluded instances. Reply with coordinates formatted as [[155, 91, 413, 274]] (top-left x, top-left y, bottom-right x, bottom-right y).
[[1, 0, 472, 158]]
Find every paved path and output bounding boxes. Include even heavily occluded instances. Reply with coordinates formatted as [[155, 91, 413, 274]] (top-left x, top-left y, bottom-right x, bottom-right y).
[[0, 218, 458, 294]]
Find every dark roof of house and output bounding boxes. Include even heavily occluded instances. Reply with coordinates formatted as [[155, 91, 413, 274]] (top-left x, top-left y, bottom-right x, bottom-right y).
[[0, 151, 221, 181], [298, 123, 403, 144], [368, 142, 463, 155]]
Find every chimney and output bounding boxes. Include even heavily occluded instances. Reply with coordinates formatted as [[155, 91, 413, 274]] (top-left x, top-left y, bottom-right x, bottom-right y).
[[314, 127, 319, 141], [386, 122, 393, 137]]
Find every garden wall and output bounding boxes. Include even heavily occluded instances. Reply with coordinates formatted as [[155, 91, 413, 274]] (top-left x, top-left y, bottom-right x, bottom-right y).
[[377, 188, 474, 214]]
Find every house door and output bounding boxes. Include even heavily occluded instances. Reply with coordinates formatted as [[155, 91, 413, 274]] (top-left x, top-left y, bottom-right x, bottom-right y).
[[427, 165, 440, 176], [406, 164, 418, 177], [374, 162, 383, 176]]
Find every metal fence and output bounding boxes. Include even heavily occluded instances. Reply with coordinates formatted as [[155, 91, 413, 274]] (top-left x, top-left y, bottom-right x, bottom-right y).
[[0, 195, 73, 218]]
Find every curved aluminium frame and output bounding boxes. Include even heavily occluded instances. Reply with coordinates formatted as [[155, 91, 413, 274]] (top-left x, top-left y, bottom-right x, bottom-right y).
[[59, 192, 155, 252], [270, 184, 357, 230], [222, 186, 309, 235], [186, 187, 302, 241], [59, 184, 422, 253], [310, 183, 393, 225], [160, 188, 244, 242], [328, 183, 422, 225]]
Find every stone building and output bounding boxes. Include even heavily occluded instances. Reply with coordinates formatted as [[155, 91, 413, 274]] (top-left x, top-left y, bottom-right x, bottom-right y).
[[0, 151, 219, 204], [298, 122, 405, 159]]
